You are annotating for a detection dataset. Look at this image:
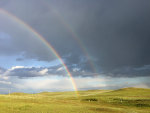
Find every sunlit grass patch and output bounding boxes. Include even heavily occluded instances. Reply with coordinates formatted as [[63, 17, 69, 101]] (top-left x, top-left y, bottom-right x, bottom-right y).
[[0, 88, 150, 113]]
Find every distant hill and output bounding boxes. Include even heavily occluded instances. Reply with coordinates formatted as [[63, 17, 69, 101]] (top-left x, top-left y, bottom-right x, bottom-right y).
[[7, 87, 150, 95], [10, 92, 29, 95], [97, 87, 150, 97]]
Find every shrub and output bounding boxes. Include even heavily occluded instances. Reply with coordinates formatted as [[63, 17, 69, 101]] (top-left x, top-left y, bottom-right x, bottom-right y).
[[81, 98, 98, 102]]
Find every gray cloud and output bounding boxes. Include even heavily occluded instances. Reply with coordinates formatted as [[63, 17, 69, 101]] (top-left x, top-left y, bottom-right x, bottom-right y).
[[0, 0, 150, 77], [105, 65, 150, 77], [0, 0, 11, 7], [53, 0, 150, 77], [5, 66, 66, 78], [76, 0, 150, 76], [16, 58, 24, 61], [0, 65, 96, 79], [0, 67, 6, 74]]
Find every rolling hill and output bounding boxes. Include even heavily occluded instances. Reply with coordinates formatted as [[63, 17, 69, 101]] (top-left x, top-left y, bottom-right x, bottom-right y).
[[0, 87, 149, 113]]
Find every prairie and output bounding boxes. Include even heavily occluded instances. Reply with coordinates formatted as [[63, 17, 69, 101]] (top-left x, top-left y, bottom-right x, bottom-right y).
[[0, 88, 150, 113]]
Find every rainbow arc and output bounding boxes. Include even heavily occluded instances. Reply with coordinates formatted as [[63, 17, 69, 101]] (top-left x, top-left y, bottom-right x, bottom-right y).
[[0, 9, 79, 97]]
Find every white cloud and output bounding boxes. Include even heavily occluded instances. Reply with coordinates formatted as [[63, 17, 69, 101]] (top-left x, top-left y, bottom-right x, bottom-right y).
[[0, 80, 11, 85], [72, 68, 80, 72], [1, 76, 9, 80], [56, 67, 64, 71], [9, 66, 35, 71], [10, 66, 25, 70], [12, 76, 107, 92], [14, 77, 72, 90], [39, 68, 48, 75]]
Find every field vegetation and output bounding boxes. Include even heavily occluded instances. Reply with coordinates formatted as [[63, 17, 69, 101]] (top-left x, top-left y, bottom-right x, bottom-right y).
[[0, 88, 150, 113]]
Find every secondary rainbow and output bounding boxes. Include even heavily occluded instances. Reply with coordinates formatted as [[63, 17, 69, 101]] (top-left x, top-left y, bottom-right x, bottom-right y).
[[0, 9, 79, 97], [51, 8, 98, 74], [40, 0, 98, 74]]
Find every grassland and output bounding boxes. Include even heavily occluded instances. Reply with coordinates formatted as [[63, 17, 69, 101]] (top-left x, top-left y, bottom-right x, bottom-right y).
[[0, 87, 150, 113]]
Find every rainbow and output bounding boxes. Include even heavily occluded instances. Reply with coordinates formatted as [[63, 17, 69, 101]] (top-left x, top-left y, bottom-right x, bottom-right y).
[[0, 9, 79, 97], [42, 1, 98, 74], [53, 9, 97, 73]]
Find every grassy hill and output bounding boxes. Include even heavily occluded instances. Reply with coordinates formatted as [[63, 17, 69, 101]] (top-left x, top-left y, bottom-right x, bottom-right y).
[[0, 87, 150, 113]]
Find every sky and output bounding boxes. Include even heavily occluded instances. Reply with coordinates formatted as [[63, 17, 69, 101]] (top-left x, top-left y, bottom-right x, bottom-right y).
[[0, 0, 150, 94]]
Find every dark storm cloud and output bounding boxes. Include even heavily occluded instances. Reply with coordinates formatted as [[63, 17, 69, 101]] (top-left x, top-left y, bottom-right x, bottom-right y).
[[1, 0, 150, 77], [0, 0, 83, 61], [76, 0, 150, 77], [0, 0, 11, 7], [0, 16, 56, 61], [105, 65, 150, 77], [52, 0, 150, 77]]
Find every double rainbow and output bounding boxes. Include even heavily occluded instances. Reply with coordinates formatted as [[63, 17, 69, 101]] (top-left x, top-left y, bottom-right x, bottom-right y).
[[0, 9, 79, 96]]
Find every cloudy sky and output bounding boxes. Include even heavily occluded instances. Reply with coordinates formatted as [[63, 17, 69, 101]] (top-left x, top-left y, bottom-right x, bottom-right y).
[[0, 0, 150, 94]]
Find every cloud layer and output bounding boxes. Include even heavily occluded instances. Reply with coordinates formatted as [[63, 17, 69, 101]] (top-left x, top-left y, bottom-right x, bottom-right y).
[[0, 0, 150, 92], [1, 66, 150, 93]]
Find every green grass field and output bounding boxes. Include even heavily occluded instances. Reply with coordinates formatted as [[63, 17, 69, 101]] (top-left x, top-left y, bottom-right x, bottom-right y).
[[0, 87, 150, 113]]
